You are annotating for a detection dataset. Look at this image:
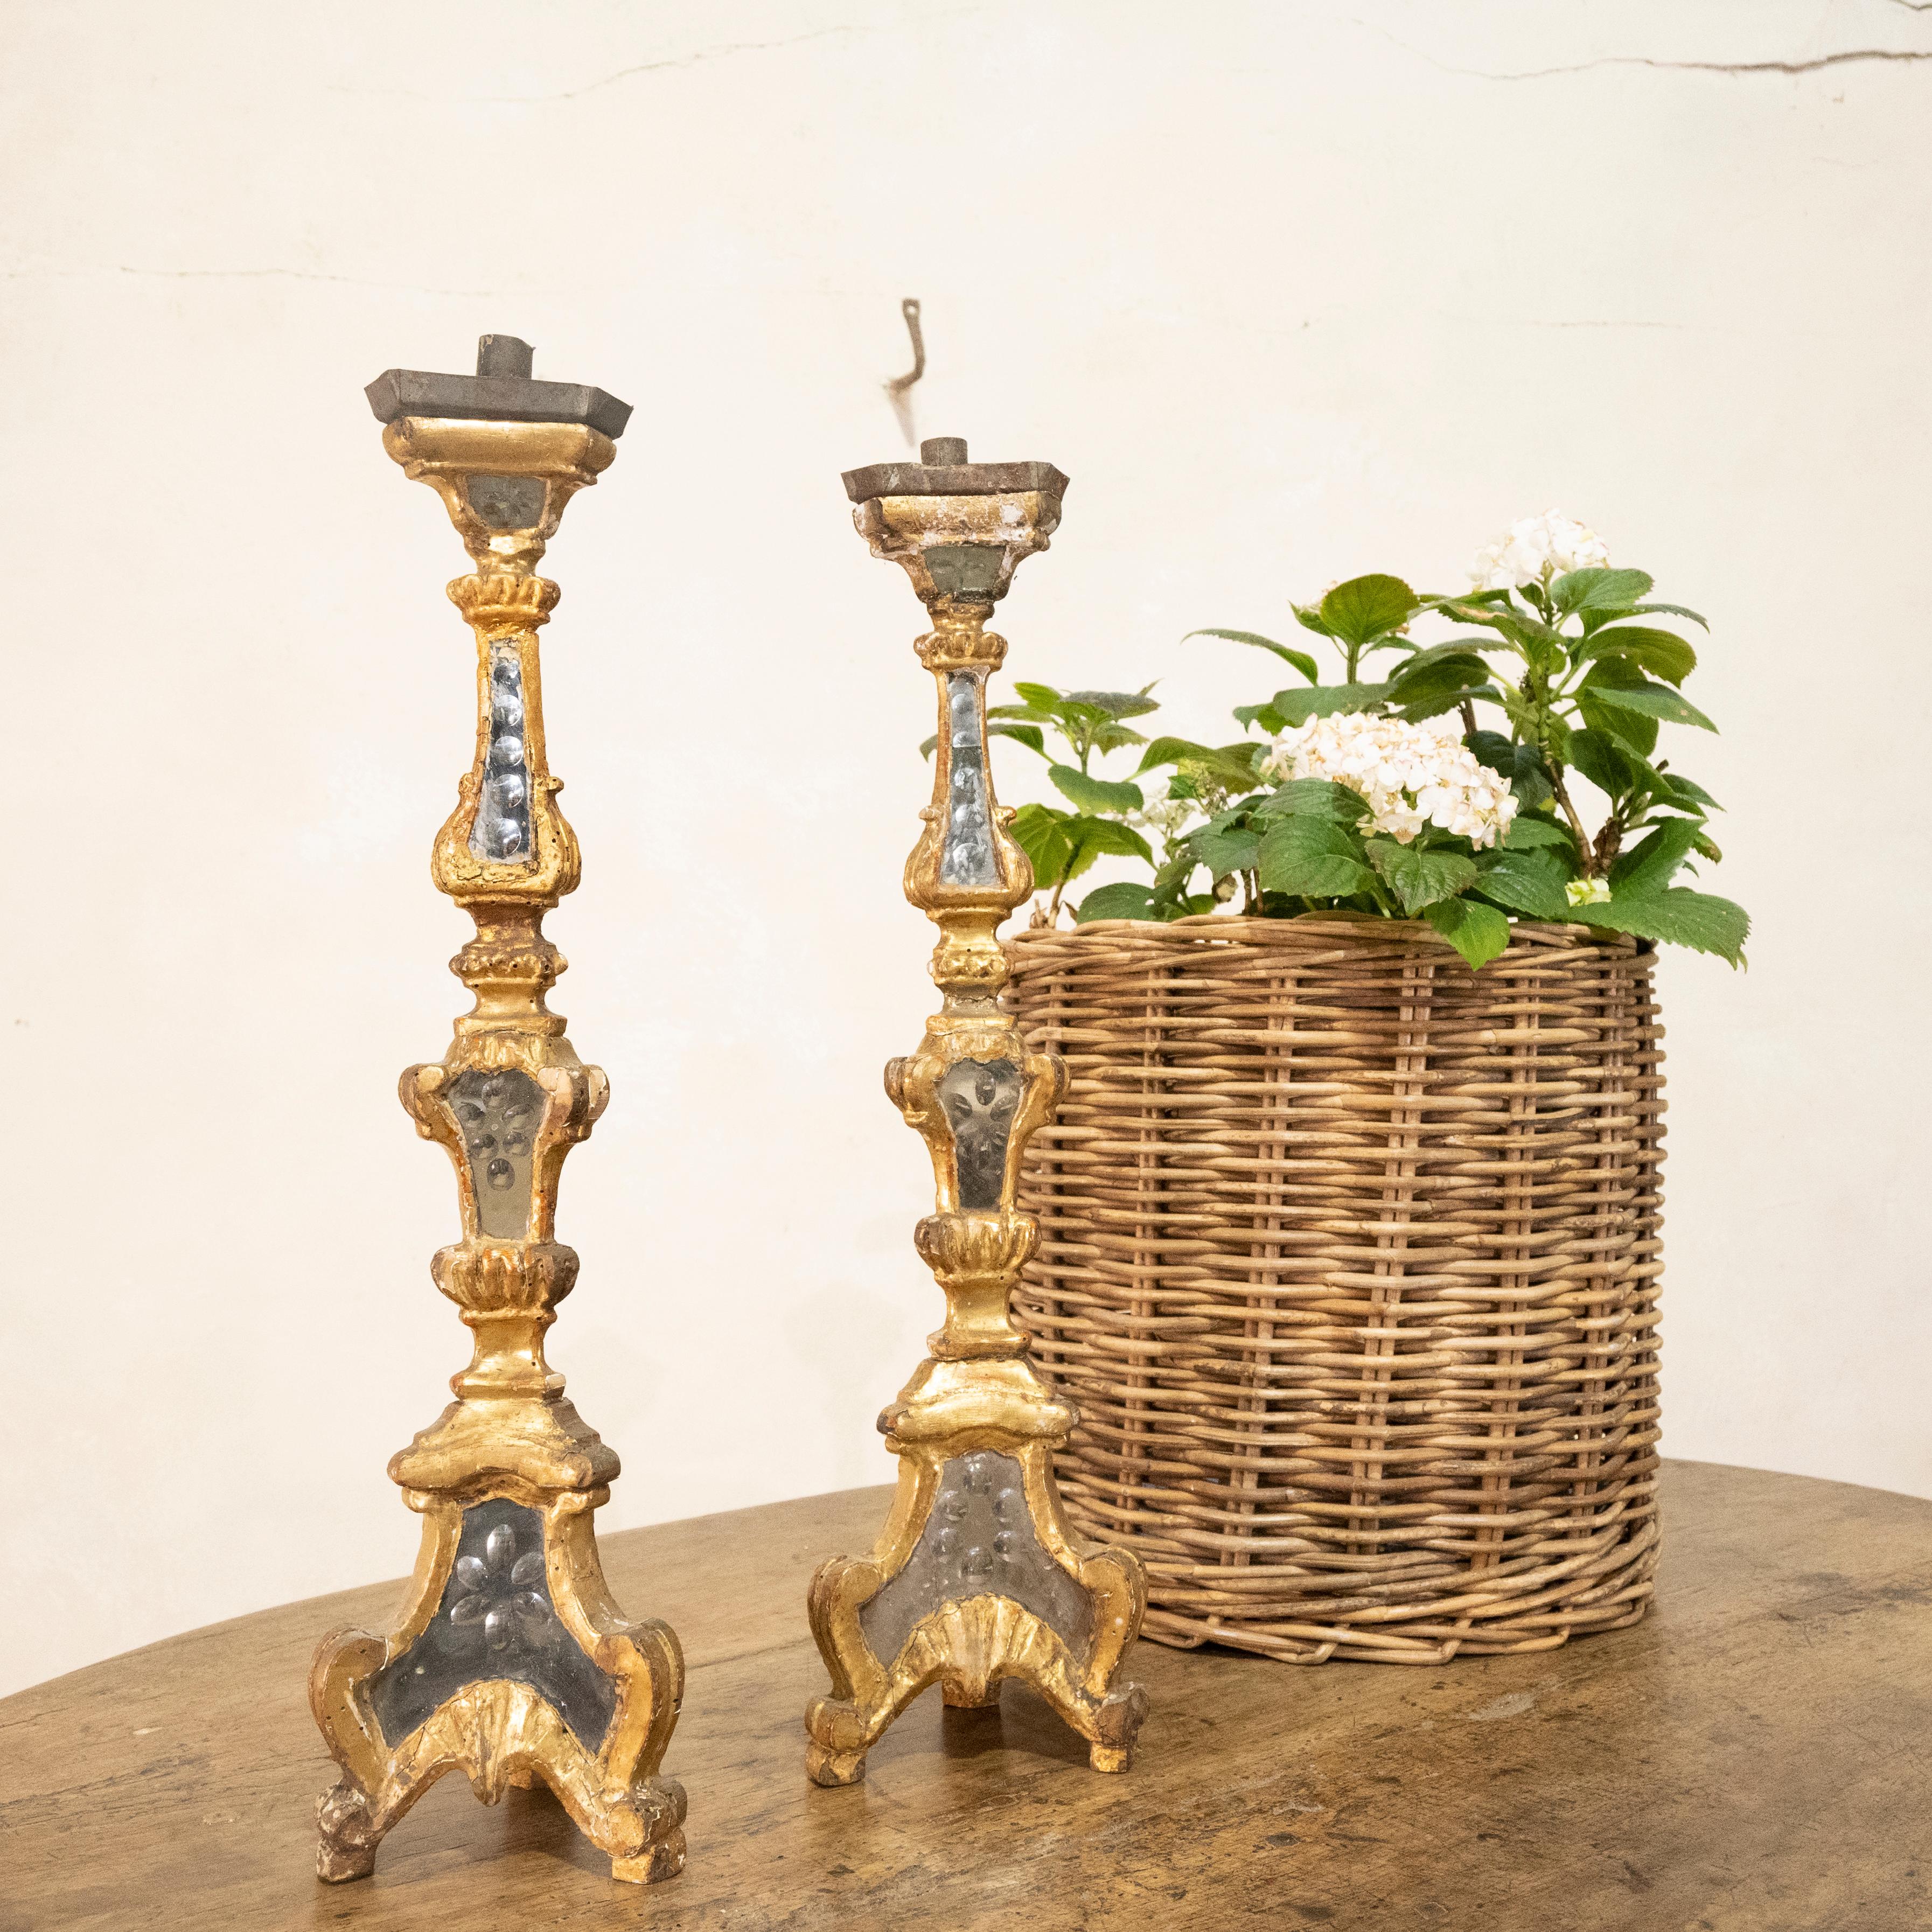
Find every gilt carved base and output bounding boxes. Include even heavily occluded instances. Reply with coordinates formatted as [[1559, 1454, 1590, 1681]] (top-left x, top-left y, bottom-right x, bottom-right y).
[[311, 1483, 685, 1884], [806, 1422, 1148, 1785]]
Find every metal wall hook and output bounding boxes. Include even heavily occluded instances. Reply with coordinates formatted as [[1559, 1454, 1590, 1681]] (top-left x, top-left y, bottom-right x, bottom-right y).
[[885, 297, 925, 447]]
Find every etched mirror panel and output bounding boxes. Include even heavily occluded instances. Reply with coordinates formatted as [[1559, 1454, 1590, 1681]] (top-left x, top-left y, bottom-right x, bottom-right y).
[[938, 672, 999, 888], [447, 1068, 543, 1239], [937, 1056, 1022, 1210], [368, 1498, 617, 1752], [860, 1452, 1091, 1666], [471, 643, 533, 865], [924, 544, 1005, 600], [467, 473, 547, 530]]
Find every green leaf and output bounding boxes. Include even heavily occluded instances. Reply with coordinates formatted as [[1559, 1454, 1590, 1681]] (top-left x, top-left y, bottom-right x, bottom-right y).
[[988, 721, 1045, 755], [1550, 568, 1655, 616], [1562, 887, 1749, 965], [1624, 601, 1709, 631], [1233, 702, 1288, 734], [1569, 726, 1637, 796], [1652, 769, 1721, 813], [1189, 827, 1261, 875], [1503, 813, 1577, 854], [1183, 629, 1321, 685], [1319, 574, 1417, 647], [1387, 652, 1492, 704], [1365, 838, 1478, 915], [1467, 729, 1516, 774], [1424, 896, 1513, 971], [1257, 778, 1373, 823], [1400, 683, 1504, 726], [1074, 881, 1159, 923], [1134, 735, 1219, 774], [1273, 681, 1392, 726], [1066, 816, 1154, 862], [1257, 814, 1374, 898], [1610, 815, 1705, 894], [1049, 765, 1143, 813], [1475, 847, 1572, 917], [1209, 740, 1268, 782], [1064, 688, 1160, 720], [1134, 736, 1264, 791], [1289, 602, 1336, 638], [1010, 681, 1063, 712], [1588, 677, 1717, 733], [1579, 662, 1659, 757], [1087, 723, 1151, 756], [1573, 625, 1698, 686], [1009, 802, 1073, 885], [1469, 731, 1555, 808]]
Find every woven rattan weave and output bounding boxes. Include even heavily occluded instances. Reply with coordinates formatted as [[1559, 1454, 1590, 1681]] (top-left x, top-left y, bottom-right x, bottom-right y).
[[1005, 915, 1664, 1663]]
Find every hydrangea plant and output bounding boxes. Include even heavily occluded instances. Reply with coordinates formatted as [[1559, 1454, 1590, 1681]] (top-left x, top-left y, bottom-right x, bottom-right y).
[[984, 513, 1748, 972]]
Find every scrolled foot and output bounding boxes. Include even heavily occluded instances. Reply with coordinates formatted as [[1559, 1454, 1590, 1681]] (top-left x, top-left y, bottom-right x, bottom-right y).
[[611, 1826, 686, 1885], [805, 1696, 870, 1788], [606, 1774, 687, 1885], [806, 1738, 868, 1787], [316, 1777, 380, 1883], [1087, 1680, 1149, 1775]]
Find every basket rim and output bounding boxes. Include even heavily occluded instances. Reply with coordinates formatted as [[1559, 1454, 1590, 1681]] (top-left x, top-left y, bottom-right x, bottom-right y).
[[1007, 911, 1649, 964]]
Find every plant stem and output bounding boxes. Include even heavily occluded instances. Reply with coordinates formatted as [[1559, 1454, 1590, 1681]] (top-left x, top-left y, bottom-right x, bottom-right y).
[[1551, 768, 1596, 874]]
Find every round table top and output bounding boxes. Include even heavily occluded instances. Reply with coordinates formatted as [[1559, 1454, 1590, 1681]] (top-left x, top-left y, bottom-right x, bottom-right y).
[[4, 1460, 1928, 1931]]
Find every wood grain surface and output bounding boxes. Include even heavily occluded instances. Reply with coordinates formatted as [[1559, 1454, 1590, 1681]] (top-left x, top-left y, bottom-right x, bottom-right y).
[[3, 1461, 1928, 1931]]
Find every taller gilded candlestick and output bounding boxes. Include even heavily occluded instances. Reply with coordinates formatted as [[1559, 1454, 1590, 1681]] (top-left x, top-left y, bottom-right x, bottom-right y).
[[309, 337, 686, 1885], [806, 437, 1149, 1787]]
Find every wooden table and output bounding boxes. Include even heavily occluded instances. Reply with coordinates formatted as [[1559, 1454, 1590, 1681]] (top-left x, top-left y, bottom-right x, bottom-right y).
[[4, 1461, 1929, 1931]]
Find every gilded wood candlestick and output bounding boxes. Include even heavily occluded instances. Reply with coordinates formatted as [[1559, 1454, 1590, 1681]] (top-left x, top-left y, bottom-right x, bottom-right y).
[[805, 437, 1150, 1787], [309, 337, 686, 1885]]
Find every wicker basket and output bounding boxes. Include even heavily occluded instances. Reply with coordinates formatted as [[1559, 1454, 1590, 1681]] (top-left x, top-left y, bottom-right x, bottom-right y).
[[1005, 914, 1664, 1664]]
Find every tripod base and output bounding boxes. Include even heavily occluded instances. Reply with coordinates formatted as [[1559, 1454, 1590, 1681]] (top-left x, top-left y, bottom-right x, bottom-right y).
[[310, 1487, 684, 1884], [805, 1434, 1148, 1787]]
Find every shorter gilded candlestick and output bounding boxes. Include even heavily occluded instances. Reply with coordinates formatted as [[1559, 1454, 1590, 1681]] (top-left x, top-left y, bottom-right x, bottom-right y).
[[805, 437, 1150, 1788]]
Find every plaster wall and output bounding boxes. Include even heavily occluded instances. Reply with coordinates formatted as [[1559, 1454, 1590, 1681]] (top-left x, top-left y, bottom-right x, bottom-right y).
[[3, 0, 1927, 1694]]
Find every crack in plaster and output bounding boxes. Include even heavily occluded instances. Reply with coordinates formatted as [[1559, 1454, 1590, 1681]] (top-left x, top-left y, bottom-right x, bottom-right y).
[[1476, 47, 1932, 79], [1358, 20, 1932, 81], [330, 24, 862, 103]]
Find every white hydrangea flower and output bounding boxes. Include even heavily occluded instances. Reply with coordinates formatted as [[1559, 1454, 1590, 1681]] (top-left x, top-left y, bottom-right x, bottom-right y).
[[1468, 511, 1609, 590], [1566, 875, 1611, 906], [1264, 712, 1518, 850], [1126, 794, 1197, 844]]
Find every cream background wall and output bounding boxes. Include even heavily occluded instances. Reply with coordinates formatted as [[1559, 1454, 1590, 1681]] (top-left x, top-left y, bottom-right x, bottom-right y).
[[3, 0, 1928, 1697]]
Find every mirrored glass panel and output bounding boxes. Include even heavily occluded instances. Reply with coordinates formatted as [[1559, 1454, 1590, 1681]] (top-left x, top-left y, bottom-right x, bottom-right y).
[[860, 1452, 1091, 1666], [937, 1056, 1022, 1210], [368, 1498, 617, 1752], [924, 545, 1005, 600], [471, 644, 533, 865], [939, 672, 999, 888], [447, 1068, 542, 1240], [467, 473, 547, 531]]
